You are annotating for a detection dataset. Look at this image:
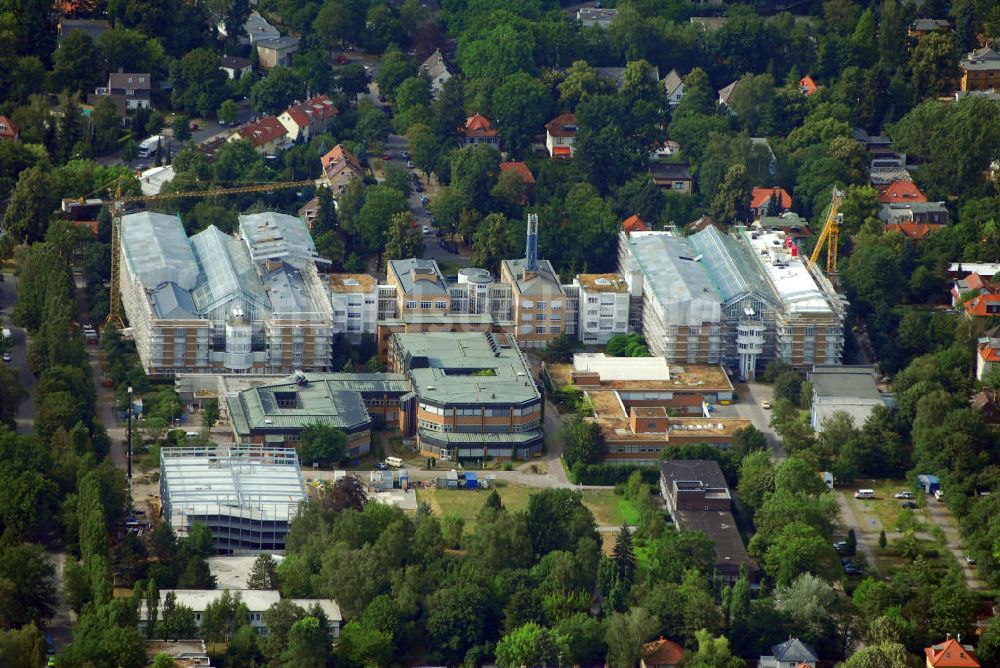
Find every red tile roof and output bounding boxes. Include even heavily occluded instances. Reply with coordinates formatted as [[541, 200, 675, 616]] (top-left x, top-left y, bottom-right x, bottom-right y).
[[799, 76, 818, 95], [546, 113, 578, 138], [623, 214, 649, 233], [0, 115, 18, 141], [980, 343, 1000, 363], [750, 187, 792, 210], [283, 95, 338, 130], [885, 222, 943, 240], [236, 115, 287, 147], [925, 639, 980, 667], [880, 180, 928, 203], [964, 292, 1000, 318], [462, 113, 496, 138], [499, 161, 536, 185], [321, 144, 362, 178], [641, 637, 684, 667]]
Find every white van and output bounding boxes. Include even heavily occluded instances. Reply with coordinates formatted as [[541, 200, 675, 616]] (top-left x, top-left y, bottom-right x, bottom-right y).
[[385, 456, 403, 468], [184, 431, 199, 439], [854, 489, 876, 499]]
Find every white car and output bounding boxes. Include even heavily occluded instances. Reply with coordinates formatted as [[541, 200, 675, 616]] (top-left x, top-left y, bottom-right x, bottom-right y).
[[422, 226, 430, 235], [1, 352, 10, 363], [406, 160, 415, 169], [894, 491, 914, 499]]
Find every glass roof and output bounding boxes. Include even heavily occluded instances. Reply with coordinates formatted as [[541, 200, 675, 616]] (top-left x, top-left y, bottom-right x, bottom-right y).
[[190, 226, 270, 315]]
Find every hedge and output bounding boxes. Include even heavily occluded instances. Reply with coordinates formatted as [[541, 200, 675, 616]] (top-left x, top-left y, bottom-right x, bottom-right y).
[[569, 461, 659, 486]]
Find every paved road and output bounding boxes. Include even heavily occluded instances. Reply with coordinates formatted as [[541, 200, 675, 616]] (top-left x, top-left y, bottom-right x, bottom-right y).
[[924, 496, 985, 590], [0, 274, 37, 435], [712, 381, 783, 459], [835, 493, 882, 577]]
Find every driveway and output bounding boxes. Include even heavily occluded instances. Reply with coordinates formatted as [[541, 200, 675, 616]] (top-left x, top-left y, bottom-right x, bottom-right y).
[[835, 493, 882, 577], [924, 497, 985, 590], [712, 381, 783, 459]]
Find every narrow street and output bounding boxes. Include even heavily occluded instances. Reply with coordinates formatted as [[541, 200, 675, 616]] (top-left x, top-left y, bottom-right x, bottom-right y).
[[924, 498, 985, 590]]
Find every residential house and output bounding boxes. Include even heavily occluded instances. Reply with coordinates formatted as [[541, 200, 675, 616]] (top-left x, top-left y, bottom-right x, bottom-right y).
[[880, 179, 927, 204], [757, 212, 812, 242], [57, 18, 109, 46], [459, 113, 499, 148], [952, 271, 994, 305], [649, 163, 693, 193], [197, 136, 227, 161], [649, 140, 681, 160], [690, 15, 728, 30], [256, 36, 300, 69], [641, 637, 684, 668], [320, 144, 364, 193], [963, 293, 1000, 326], [717, 79, 741, 109], [809, 365, 892, 432], [686, 216, 717, 234], [924, 638, 980, 668], [229, 116, 288, 155], [96, 72, 152, 114], [498, 162, 536, 202], [977, 324, 1000, 381], [576, 6, 618, 27], [870, 166, 912, 189], [662, 69, 685, 108], [751, 137, 779, 177], [277, 94, 338, 143], [799, 75, 818, 95], [878, 201, 949, 226], [971, 389, 1000, 424], [749, 187, 792, 219], [960, 47, 1000, 92], [298, 197, 320, 229], [545, 113, 577, 158], [659, 460, 759, 584], [623, 214, 649, 234], [0, 116, 18, 141], [234, 11, 280, 45], [220, 55, 252, 80], [420, 49, 451, 97], [909, 18, 950, 37], [949, 263, 1000, 280], [143, 640, 210, 667], [758, 638, 818, 668], [885, 222, 943, 242]]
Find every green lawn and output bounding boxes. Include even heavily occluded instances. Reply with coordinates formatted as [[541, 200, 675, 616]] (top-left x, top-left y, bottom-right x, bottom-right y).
[[846, 478, 928, 533]]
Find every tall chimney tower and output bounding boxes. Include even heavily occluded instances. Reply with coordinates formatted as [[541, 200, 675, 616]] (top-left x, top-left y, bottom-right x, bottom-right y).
[[524, 213, 539, 275]]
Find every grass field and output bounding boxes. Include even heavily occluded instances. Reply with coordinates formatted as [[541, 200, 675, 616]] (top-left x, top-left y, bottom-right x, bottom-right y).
[[416, 484, 630, 531], [846, 478, 928, 533]]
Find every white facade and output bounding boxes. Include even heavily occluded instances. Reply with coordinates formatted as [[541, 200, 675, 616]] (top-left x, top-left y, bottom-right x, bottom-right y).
[[574, 275, 630, 344], [330, 277, 379, 342]]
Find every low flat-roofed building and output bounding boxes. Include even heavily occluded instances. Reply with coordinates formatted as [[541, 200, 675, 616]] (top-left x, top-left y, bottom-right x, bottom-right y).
[[208, 554, 284, 590], [576, 6, 618, 27], [144, 639, 211, 667], [388, 332, 543, 461], [160, 445, 307, 553], [809, 365, 892, 432], [659, 460, 758, 585]]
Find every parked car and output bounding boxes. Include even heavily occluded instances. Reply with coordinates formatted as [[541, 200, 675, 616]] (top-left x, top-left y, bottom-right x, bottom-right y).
[[420, 195, 430, 206], [189, 121, 199, 131], [374, 461, 388, 470], [2, 352, 11, 363], [833, 541, 849, 553], [401, 150, 410, 158], [406, 160, 415, 169], [335, 54, 349, 64], [966, 555, 977, 565], [845, 565, 864, 576], [422, 225, 430, 235], [381, 152, 391, 161], [760, 399, 772, 409], [900, 501, 917, 509], [894, 491, 914, 499], [413, 181, 424, 192]]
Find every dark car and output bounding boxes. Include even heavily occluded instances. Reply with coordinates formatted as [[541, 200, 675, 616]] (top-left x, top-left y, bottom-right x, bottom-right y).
[[833, 541, 849, 553], [374, 461, 388, 470], [900, 500, 918, 509], [413, 182, 424, 192]]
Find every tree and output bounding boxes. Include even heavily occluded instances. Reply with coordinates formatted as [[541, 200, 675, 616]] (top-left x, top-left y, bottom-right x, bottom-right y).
[[710, 164, 751, 225], [2, 164, 54, 244], [559, 60, 613, 109], [313, 0, 365, 49], [315, 231, 345, 270], [339, 63, 369, 100], [471, 213, 516, 272], [0, 623, 46, 667], [612, 525, 636, 585], [250, 68, 306, 114], [217, 99, 238, 126], [684, 630, 744, 668], [910, 32, 959, 100], [298, 423, 347, 467], [526, 489, 598, 557], [0, 543, 57, 629], [89, 97, 122, 156], [762, 521, 837, 586], [774, 573, 838, 647], [52, 31, 101, 93], [492, 73, 554, 157], [354, 185, 409, 255], [171, 116, 191, 142], [222, 0, 251, 50], [541, 334, 576, 363], [247, 553, 279, 590], [171, 49, 227, 117], [376, 46, 416, 99], [495, 622, 570, 668], [384, 212, 423, 264], [321, 475, 368, 512], [200, 399, 219, 434], [605, 607, 657, 668], [280, 616, 329, 667], [160, 592, 197, 640], [559, 416, 604, 467], [200, 590, 248, 643], [313, 187, 339, 235]]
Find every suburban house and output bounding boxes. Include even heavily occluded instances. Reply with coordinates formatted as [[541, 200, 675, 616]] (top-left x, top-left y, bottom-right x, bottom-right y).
[[976, 324, 1000, 381], [298, 197, 320, 229], [320, 144, 364, 193], [421, 49, 452, 97], [277, 95, 338, 143], [809, 365, 892, 432], [232, 11, 280, 44], [799, 75, 818, 95], [220, 55, 252, 80], [749, 187, 792, 218], [717, 79, 741, 109], [641, 637, 684, 668], [649, 163, 693, 193], [623, 214, 649, 234], [924, 638, 980, 668], [659, 460, 759, 585], [878, 201, 949, 226], [0, 116, 17, 141], [880, 179, 927, 204], [96, 72, 152, 113], [909, 18, 950, 37], [971, 389, 1000, 424], [960, 47, 1000, 92], [662, 69, 685, 108], [459, 113, 499, 148], [758, 638, 818, 668], [498, 162, 536, 202], [952, 272, 997, 305], [256, 36, 300, 69], [545, 113, 577, 158], [963, 293, 1000, 326], [885, 222, 943, 242], [228, 116, 288, 154], [576, 6, 618, 27]]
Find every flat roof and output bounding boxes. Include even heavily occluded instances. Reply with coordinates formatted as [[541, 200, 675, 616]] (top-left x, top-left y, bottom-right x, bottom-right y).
[[550, 359, 733, 393], [161, 446, 306, 523], [394, 332, 540, 406], [809, 365, 881, 400], [228, 374, 373, 435], [208, 555, 285, 590], [576, 273, 629, 293], [573, 353, 671, 381], [329, 273, 377, 293], [591, 393, 749, 441], [675, 508, 756, 570], [741, 228, 835, 314]]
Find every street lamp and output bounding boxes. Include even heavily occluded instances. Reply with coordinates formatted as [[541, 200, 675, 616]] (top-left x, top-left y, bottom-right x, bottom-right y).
[[126, 385, 133, 483]]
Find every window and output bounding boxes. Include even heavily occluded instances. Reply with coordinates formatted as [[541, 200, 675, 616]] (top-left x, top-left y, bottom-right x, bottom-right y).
[[405, 301, 416, 309], [587, 297, 598, 304], [535, 326, 546, 334], [673, 181, 685, 189], [536, 313, 546, 321], [420, 301, 431, 309], [435, 301, 447, 309], [550, 326, 561, 334]]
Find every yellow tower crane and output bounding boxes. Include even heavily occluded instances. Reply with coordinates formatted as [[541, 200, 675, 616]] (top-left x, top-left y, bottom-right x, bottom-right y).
[[807, 188, 845, 275], [104, 179, 323, 329]]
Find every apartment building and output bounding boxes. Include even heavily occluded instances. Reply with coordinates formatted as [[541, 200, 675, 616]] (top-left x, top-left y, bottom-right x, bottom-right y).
[[619, 225, 844, 379], [387, 332, 543, 461], [960, 46, 1000, 92], [329, 274, 378, 342], [573, 273, 630, 344], [119, 211, 333, 376]]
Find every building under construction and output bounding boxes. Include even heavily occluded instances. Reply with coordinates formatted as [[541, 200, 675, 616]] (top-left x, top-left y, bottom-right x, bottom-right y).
[[160, 445, 307, 554], [118, 210, 333, 375], [619, 225, 845, 380]]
